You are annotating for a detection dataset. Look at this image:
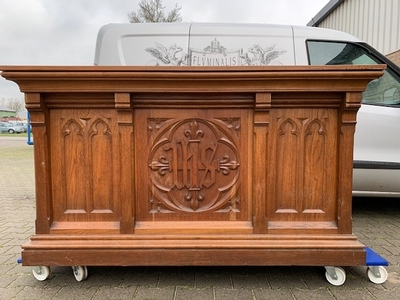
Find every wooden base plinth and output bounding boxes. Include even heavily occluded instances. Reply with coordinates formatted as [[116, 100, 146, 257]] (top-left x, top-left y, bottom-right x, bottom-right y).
[[22, 234, 366, 267]]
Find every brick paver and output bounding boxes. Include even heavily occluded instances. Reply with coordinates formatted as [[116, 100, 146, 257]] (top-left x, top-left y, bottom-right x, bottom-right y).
[[1, 136, 399, 299]]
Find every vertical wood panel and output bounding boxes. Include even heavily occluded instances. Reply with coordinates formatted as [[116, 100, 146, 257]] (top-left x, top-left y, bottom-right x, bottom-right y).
[[51, 107, 120, 223], [267, 106, 338, 225], [63, 121, 86, 213], [303, 120, 326, 211], [275, 117, 299, 213], [89, 120, 113, 213]]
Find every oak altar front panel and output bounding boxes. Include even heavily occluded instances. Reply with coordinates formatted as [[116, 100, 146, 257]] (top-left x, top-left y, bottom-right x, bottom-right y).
[[134, 108, 252, 224], [266, 107, 339, 232], [50, 108, 121, 224]]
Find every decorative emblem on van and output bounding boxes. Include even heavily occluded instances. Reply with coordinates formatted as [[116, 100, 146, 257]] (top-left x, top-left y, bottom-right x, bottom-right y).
[[146, 43, 188, 66], [190, 39, 239, 66], [203, 38, 227, 55], [146, 39, 286, 66], [243, 44, 287, 66]]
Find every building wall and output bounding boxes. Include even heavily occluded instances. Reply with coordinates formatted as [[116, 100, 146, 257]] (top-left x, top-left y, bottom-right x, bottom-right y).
[[387, 49, 400, 66], [316, 0, 400, 55]]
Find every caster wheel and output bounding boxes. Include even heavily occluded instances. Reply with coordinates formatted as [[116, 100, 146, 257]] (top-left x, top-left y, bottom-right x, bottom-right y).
[[32, 266, 51, 281], [367, 266, 388, 284], [325, 267, 346, 286], [72, 266, 88, 282]]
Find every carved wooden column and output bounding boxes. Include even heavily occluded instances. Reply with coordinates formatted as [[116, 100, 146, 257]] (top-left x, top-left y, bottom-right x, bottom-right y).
[[115, 93, 134, 234], [337, 92, 363, 234], [25, 93, 51, 234], [253, 93, 271, 234]]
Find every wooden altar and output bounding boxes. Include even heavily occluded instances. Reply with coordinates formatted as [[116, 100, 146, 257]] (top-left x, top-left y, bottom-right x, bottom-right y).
[[1, 65, 385, 268]]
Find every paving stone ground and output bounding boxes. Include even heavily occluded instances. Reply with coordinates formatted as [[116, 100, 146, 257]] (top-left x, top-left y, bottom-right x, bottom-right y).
[[1, 136, 399, 300]]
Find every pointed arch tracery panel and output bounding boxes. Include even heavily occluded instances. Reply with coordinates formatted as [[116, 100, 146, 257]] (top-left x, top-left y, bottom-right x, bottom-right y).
[[50, 109, 120, 222], [303, 118, 328, 213], [275, 118, 300, 213], [61, 119, 86, 214], [88, 119, 114, 214], [268, 108, 338, 224]]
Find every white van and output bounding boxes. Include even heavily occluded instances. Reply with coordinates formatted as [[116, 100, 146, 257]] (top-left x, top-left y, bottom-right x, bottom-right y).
[[94, 23, 400, 197]]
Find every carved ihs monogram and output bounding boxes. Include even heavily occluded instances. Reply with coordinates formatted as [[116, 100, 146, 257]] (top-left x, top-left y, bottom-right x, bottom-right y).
[[148, 119, 240, 213]]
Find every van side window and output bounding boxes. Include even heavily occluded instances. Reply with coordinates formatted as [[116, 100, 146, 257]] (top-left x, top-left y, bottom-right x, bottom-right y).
[[307, 41, 400, 106]]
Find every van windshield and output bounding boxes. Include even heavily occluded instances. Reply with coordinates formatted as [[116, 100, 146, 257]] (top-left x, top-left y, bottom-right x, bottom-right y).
[[307, 41, 400, 106]]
